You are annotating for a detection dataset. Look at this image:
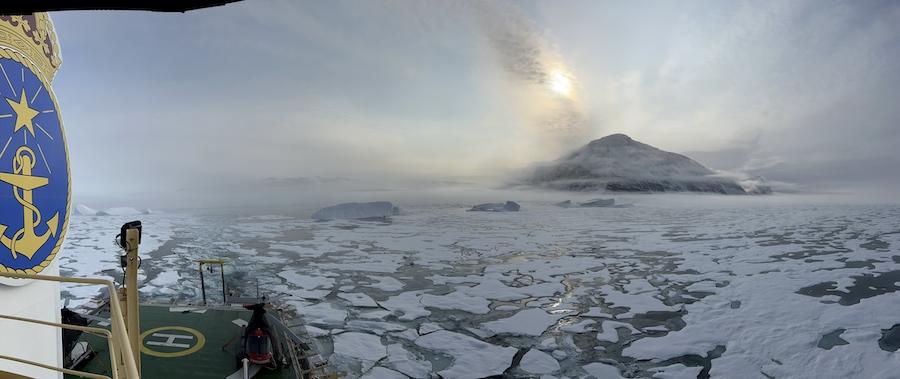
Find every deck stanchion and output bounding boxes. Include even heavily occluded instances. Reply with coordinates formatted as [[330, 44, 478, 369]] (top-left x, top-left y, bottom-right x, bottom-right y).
[[199, 261, 207, 305], [124, 228, 141, 373]]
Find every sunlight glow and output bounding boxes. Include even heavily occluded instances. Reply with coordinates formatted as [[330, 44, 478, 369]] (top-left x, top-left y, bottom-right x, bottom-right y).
[[547, 70, 573, 97]]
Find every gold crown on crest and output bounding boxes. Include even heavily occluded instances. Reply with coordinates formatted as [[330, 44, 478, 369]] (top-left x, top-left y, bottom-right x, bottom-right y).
[[0, 13, 62, 81]]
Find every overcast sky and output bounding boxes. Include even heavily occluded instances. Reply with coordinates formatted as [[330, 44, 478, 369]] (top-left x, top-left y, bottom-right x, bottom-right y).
[[49, 0, 900, 207]]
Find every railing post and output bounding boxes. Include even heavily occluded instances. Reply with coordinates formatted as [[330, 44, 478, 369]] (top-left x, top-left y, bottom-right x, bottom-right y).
[[199, 261, 207, 305], [124, 228, 141, 373], [220, 263, 227, 304], [0, 273, 140, 379]]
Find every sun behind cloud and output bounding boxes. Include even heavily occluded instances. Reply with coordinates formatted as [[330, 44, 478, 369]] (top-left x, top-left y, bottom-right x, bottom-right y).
[[547, 69, 573, 98]]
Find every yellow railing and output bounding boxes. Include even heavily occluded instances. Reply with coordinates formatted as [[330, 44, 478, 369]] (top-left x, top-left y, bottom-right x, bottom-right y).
[[0, 272, 140, 379]]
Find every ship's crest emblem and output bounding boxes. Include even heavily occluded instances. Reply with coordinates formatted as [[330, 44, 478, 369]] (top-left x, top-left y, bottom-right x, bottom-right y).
[[0, 49, 69, 275]]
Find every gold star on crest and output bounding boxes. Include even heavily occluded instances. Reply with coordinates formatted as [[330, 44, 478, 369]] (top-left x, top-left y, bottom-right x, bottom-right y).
[[6, 89, 39, 137]]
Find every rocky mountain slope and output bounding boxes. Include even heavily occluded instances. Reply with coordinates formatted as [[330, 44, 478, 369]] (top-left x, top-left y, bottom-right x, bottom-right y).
[[524, 134, 751, 194]]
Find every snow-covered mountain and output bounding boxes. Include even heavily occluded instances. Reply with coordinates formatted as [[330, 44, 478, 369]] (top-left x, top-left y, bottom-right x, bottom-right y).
[[523, 134, 750, 194]]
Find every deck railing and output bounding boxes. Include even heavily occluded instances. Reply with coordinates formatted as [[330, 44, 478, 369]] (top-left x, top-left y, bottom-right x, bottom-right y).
[[0, 272, 140, 379]]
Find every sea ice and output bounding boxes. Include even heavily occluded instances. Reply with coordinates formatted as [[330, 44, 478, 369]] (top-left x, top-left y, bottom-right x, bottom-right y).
[[365, 275, 405, 291], [59, 200, 900, 378], [337, 292, 379, 308], [332, 332, 387, 363], [303, 325, 329, 338], [581, 307, 613, 318], [583, 362, 624, 379], [345, 320, 407, 335], [291, 301, 347, 326], [596, 321, 638, 343], [418, 322, 442, 335], [380, 291, 431, 320], [358, 310, 391, 320], [481, 308, 565, 336], [420, 290, 491, 314], [598, 285, 679, 318], [415, 330, 517, 379], [360, 367, 406, 379], [520, 349, 560, 374], [649, 363, 703, 378], [277, 270, 335, 290], [559, 319, 596, 333], [386, 343, 432, 378], [469, 201, 520, 212]]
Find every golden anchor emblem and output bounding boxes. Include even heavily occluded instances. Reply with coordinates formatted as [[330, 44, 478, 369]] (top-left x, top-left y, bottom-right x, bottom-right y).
[[0, 145, 59, 259], [0, 85, 61, 261]]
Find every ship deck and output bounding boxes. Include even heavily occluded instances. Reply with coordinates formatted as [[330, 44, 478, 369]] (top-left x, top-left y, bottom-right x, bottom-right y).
[[69, 304, 296, 379]]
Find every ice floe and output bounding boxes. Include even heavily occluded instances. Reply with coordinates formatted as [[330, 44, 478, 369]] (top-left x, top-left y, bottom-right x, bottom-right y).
[[583, 362, 624, 378], [481, 308, 565, 336], [649, 363, 704, 378], [385, 343, 432, 378], [359, 367, 406, 379], [468, 201, 520, 212], [520, 349, 560, 374], [415, 330, 517, 379], [332, 332, 387, 368], [337, 292, 379, 308]]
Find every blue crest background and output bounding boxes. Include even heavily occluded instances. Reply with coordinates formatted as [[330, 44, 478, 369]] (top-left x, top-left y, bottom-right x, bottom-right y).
[[0, 57, 69, 270]]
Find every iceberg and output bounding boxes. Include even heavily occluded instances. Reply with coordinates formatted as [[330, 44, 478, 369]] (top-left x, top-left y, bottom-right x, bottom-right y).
[[554, 200, 574, 208], [312, 201, 395, 220], [468, 201, 520, 212], [97, 207, 143, 216], [74, 204, 98, 216], [579, 198, 615, 207]]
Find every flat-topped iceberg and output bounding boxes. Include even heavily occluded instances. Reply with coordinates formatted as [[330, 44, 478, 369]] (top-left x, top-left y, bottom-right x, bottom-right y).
[[469, 201, 520, 212], [579, 198, 615, 207], [97, 207, 145, 216], [554, 200, 574, 208], [74, 204, 98, 216], [313, 201, 395, 220]]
